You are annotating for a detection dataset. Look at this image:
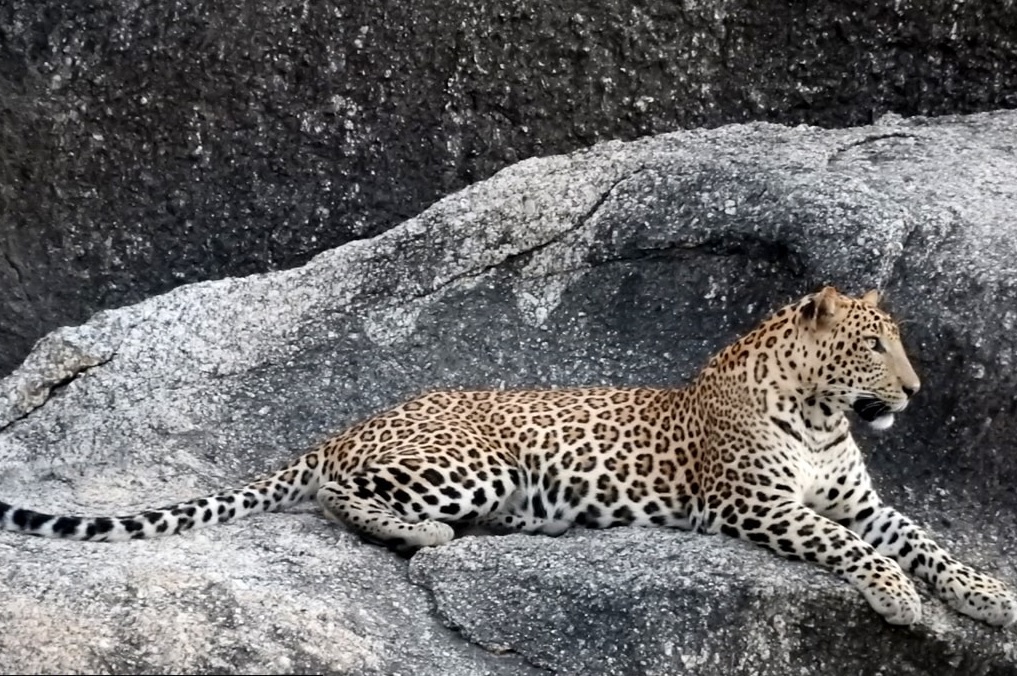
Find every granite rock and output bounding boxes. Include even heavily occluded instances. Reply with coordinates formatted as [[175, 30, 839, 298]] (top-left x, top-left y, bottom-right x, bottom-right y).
[[1, 0, 1016, 375], [1, 112, 1017, 672]]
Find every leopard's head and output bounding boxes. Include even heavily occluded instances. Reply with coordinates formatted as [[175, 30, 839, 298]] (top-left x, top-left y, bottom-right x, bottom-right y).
[[798, 286, 920, 430]]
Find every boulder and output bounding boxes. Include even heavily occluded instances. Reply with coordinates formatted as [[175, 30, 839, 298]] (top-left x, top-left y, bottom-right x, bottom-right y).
[[412, 530, 1016, 675], [2, 0, 1017, 376], [1, 111, 1016, 672]]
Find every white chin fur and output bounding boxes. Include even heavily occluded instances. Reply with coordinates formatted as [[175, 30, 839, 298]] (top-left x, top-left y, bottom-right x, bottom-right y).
[[868, 413, 896, 431]]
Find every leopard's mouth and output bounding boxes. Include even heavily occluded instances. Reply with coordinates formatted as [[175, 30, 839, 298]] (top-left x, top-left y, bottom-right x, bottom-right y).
[[852, 397, 891, 421], [852, 397, 896, 429]]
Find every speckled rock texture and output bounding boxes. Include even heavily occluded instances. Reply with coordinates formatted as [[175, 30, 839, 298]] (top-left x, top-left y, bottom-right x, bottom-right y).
[[1, 112, 1017, 673], [2, 0, 1017, 376], [411, 530, 1016, 675]]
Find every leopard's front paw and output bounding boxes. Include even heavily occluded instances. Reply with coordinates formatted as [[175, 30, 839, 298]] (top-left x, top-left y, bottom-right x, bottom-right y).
[[942, 570, 1016, 627], [859, 562, 923, 625]]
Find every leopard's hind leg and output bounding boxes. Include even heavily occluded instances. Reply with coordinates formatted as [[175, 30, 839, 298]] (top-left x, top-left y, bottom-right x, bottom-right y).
[[318, 445, 519, 552], [317, 478, 454, 550]]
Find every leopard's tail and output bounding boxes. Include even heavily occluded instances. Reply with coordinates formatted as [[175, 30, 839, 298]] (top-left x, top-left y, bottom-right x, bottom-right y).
[[0, 448, 325, 542]]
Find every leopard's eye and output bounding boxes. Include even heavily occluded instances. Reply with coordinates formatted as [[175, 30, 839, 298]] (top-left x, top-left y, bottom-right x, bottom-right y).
[[865, 336, 885, 353]]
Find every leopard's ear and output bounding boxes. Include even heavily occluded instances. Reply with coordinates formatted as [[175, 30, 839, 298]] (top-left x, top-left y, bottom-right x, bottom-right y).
[[861, 289, 881, 307], [801, 286, 843, 330]]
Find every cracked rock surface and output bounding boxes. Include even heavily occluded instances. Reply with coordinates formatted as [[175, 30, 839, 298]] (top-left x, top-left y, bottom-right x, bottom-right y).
[[1, 112, 1017, 673], [2, 0, 1017, 377]]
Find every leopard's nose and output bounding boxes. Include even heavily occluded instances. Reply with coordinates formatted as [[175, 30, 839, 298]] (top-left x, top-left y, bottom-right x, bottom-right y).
[[902, 383, 920, 398]]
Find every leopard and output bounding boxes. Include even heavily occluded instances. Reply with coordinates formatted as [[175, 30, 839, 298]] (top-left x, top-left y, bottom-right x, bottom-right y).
[[1, 285, 1014, 627]]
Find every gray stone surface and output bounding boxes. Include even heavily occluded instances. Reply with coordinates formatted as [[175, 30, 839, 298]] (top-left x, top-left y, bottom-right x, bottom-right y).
[[412, 530, 1017, 675], [2, 0, 1017, 377], [2, 111, 1017, 672]]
